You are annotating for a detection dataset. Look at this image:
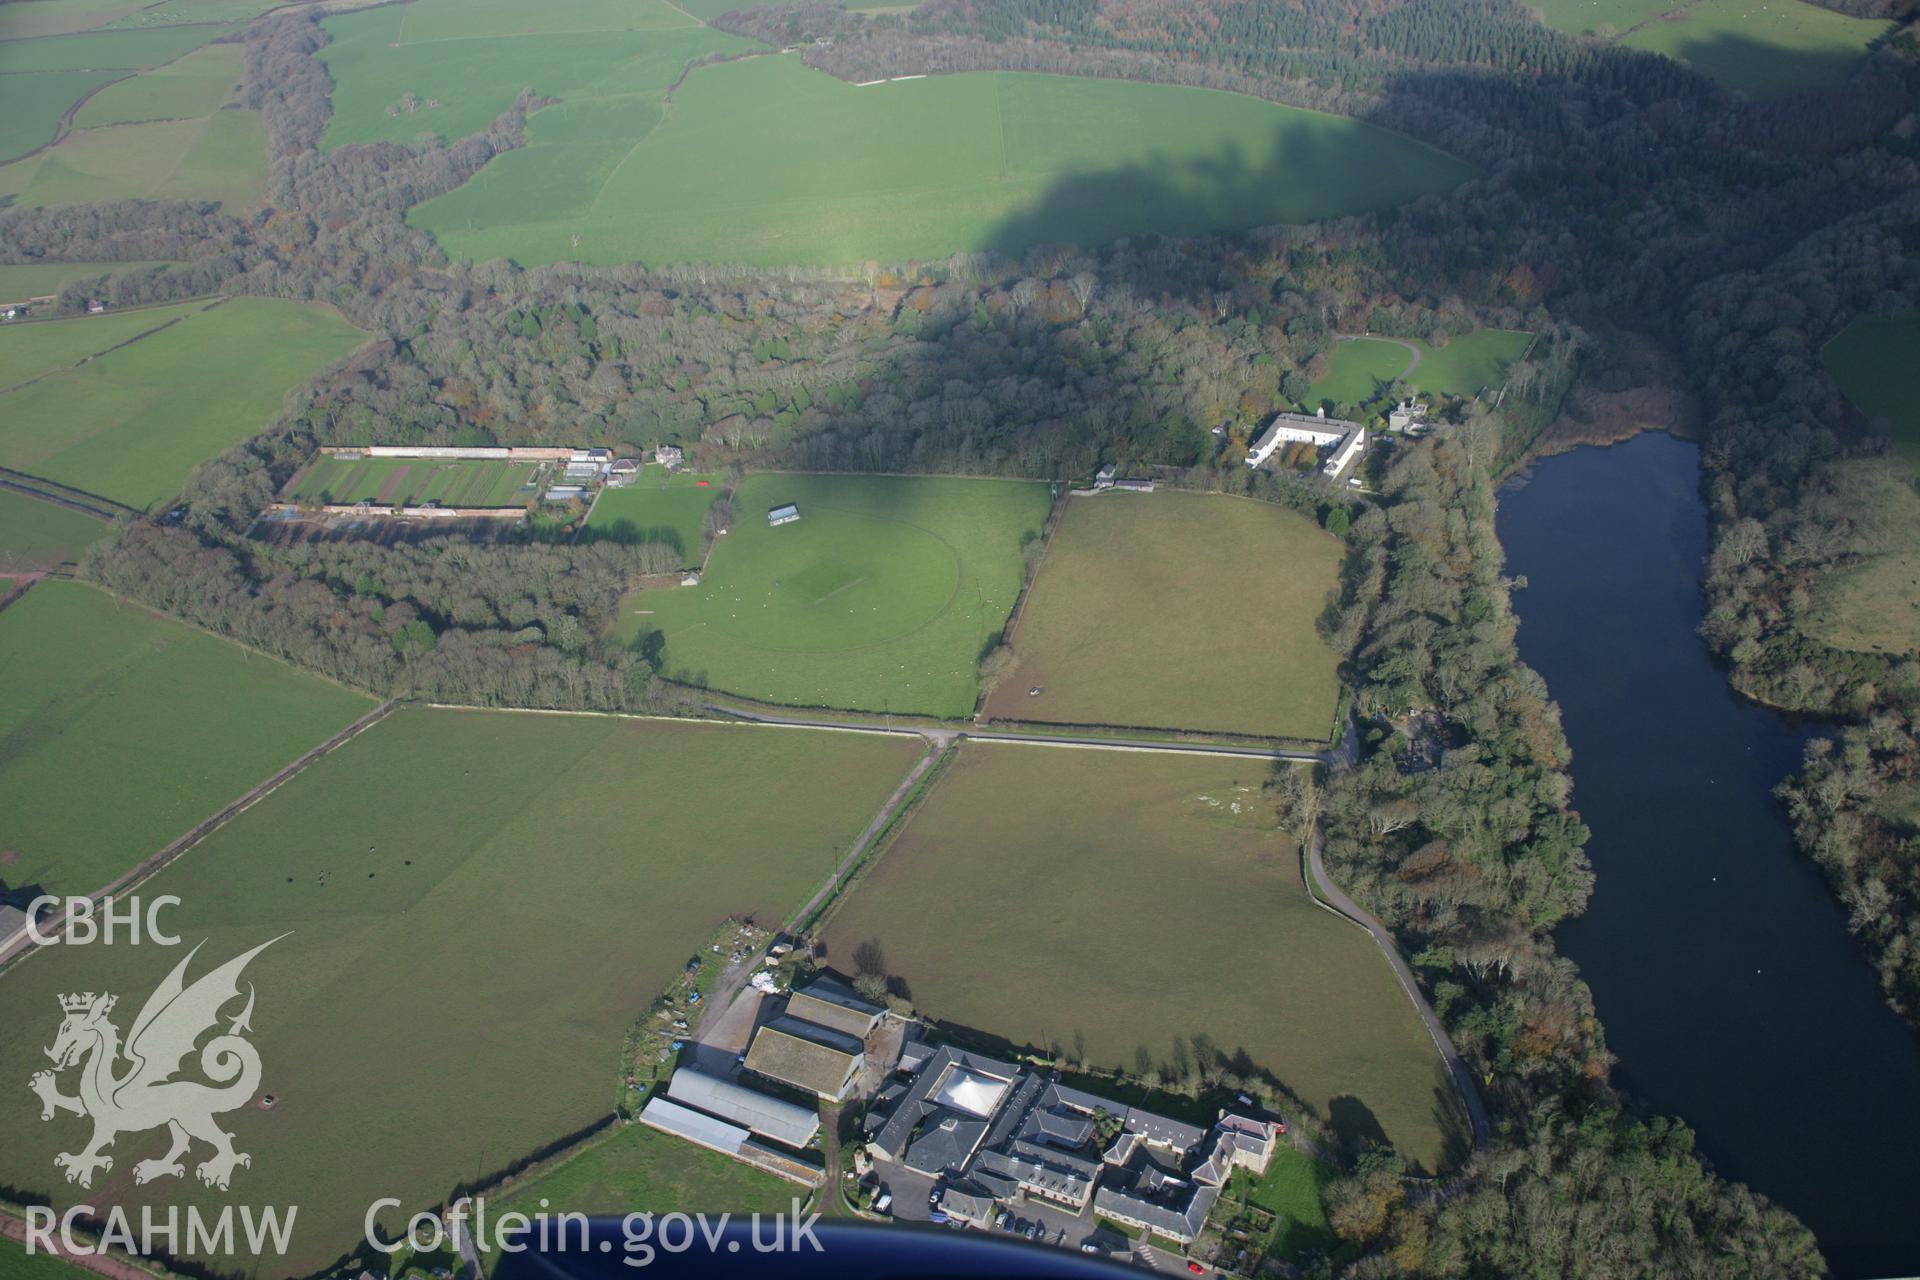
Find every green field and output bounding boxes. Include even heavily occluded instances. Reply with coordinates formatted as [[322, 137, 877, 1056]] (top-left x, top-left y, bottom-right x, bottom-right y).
[[983, 491, 1343, 741], [0, 487, 112, 569], [1620, 0, 1890, 94], [0, 706, 921, 1272], [0, 579, 375, 895], [0, 259, 174, 302], [0, 298, 365, 509], [0, 104, 268, 209], [1529, 0, 1676, 36], [1801, 461, 1920, 655], [413, 59, 1475, 268], [481, 1123, 799, 1270], [72, 40, 242, 126], [1235, 1145, 1338, 1256], [617, 473, 1049, 719], [1306, 329, 1533, 413], [287, 455, 542, 508], [0, 298, 205, 387], [820, 744, 1458, 1171], [316, 0, 745, 149], [0, 68, 123, 164], [0, 1238, 91, 1280], [584, 470, 723, 565], [1824, 312, 1920, 467]]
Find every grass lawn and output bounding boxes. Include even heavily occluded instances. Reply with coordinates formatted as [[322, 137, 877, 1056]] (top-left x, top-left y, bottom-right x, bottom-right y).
[[1799, 461, 1920, 655], [0, 706, 921, 1273], [1231, 1145, 1338, 1256], [0, 487, 112, 569], [618, 473, 1049, 719], [1619, 0, 1890, 95], [480, 1123, 800, 1271], [584, 469, 724, 566], [0, 579, 375, 896], [0, 298, 365, 509], [316, 0, 744, 149], [0, 259, 174, 302], [983, 491, 1342, 741], [821, 744, 1459, 1171], [0, 106, 268, 210], [1306, 330, 1532, 414], [1529, 0, 1675, 36], [412, 58, 1474, 268], [1824, 312, 1920, 468], [72, 40, 242, 126], [286, 455, 542, 508]]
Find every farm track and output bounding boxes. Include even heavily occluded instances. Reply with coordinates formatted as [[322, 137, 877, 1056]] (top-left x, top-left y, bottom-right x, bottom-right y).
[[0, 471, 125, 522], [0, 698, 400, 972]]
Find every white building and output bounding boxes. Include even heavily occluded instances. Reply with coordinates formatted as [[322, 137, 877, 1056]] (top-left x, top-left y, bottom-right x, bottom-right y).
[[768, 503, 800, 527], [1246, 409, 1356, 469], [1387, 399, 1430, 433], [1323, 428, 1367, 481], [655, 445, 685, 469]]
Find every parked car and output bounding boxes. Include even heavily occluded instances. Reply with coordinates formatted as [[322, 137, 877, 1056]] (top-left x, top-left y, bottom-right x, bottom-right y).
[[928, 1184, 945, 1208], [994, 1211, 1012, 1231], [927, 1211, 949, 1225], [1187, 1263, 1207, 1275], [1023, 1221, 1041, 1240]]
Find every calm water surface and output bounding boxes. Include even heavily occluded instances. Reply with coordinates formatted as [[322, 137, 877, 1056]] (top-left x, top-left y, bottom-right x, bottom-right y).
[[1498, 432, 1920, 1279]]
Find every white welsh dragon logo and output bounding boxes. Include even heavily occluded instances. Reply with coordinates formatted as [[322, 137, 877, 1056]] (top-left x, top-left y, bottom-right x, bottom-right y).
[[28, 937, 281, 1192]]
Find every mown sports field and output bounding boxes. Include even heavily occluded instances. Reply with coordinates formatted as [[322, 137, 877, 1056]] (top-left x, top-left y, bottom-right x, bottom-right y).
[[411, 58, 1478, 268], [617, 473, 1050, 719], [1305, 329, 1533, 414], [0, 706, 923, 1273], [0, 298, 365, 509], [583, 468, 724, 566], [983, 491, 1343, 741], [286, 455, 542, 509], [820, 744, 1458, 1172], [0, 579, 375, 896]]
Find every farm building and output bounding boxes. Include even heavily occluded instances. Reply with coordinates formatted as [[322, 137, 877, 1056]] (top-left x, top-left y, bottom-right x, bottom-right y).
[[666, 1069, 820, 1148], [544, 485, 586, 503], [865, 1041, 1281, 1245], [639, 1097, 751, 1157], [743, 1017, 862, 1100], [767, 503, 801, 527], [785, 979, 885, 1039], [1323, 428, 1367, 481], [607, 458, 641, 486]]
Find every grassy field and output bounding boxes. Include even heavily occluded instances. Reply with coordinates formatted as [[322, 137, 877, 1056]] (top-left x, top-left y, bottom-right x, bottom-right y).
[[1529, 0, 1675, 36], [584, 469, 724, 565], [0, 68, 122, 164], [1800, 461, 1920, 654], [0, 488, 112, 569], [0, 579, 375, 896], [1306, 330, 1533, 413], [0, 1238, 90, 1280], [820, 744, 1458, 1171], [0, 298, 365, 509], [0, 105, 267, 210], [1824, 312, 1920, 467], [1620, 0, 1890, 94], [286, 455, 543, 508], [0, 706, 921, 1272], [0, 298, 206, 386], [316, 0, 746, 148], [983, 492, 1343, 740], [72, 40, 241, 126], [414, 59, 1474, 268], [617, 473, 1049, 718], [0, 259, 174, 302], [480, 1124, 798, 1270]]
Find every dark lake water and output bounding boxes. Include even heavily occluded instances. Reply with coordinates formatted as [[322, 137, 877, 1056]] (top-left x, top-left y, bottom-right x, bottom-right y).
[[1497, 432, 1920, 1280]]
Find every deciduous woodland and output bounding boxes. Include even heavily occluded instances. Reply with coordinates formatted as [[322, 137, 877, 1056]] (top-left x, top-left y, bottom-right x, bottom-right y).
[[3, 0, 1918, 1273]]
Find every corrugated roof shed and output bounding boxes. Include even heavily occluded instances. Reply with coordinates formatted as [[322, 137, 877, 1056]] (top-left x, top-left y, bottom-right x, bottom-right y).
[[786, 981, 885, 1039], [639, 1097, 749, 1155], [667, 1070, 820, 1149]]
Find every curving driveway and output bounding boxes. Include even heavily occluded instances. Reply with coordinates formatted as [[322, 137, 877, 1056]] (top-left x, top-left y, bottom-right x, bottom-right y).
[[1335, 333, 1423, 383]]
